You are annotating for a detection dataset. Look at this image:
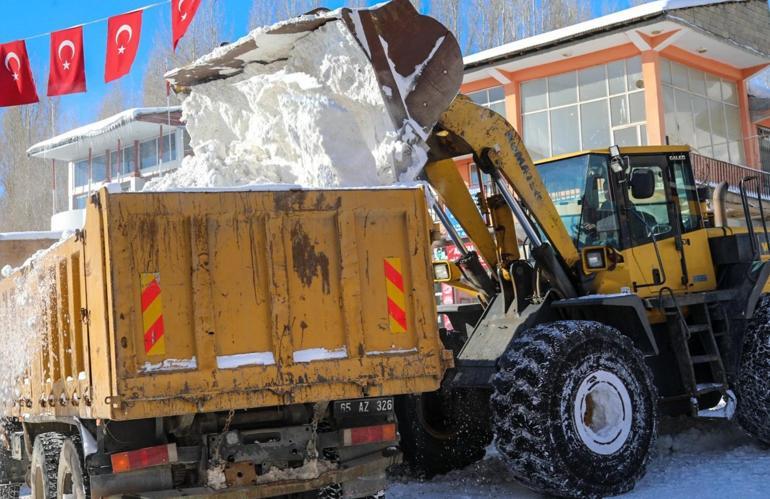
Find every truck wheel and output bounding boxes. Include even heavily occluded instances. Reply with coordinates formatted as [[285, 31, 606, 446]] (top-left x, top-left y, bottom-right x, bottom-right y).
[[30, 433, 64, 499], [395, 387, 492, 478], [57, 438, 88, 499], [0, 484, 20, 499], [736, 294, 770, 444], [491, 321, 658, 497]]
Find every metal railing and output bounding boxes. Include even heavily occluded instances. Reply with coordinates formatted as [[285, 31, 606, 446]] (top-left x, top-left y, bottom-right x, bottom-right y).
[[690, 153, 770, 201]]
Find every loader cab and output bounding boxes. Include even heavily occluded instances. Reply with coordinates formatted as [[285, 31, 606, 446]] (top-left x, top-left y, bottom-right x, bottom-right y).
[[537, 146, 713, 297]]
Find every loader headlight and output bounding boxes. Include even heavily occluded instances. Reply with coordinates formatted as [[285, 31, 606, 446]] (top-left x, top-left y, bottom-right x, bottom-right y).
[[433, 262, 451, 281]]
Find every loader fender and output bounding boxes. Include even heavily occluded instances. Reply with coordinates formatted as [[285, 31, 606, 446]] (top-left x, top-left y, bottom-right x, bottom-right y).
[[552, 293, 658, 356]]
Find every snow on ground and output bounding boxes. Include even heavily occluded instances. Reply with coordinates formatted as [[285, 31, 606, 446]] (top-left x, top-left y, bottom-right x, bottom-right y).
[[388, 419, 770, 498]]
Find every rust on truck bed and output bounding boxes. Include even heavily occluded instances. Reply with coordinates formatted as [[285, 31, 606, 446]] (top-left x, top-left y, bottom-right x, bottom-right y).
[[0, 187, 450, 421]]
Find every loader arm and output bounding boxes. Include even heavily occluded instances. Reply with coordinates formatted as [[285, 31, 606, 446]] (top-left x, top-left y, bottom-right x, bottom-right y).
[[426, 95, 580, 299]]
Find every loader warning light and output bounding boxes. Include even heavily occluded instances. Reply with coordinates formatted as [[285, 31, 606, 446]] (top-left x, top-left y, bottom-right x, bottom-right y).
[[342, 423, 397, 447], [111, 443, 178, 473]]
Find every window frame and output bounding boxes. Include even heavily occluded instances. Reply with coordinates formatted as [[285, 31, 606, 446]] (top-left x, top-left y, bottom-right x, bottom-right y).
[[660, 58, 743, 165], [520, 56, 648, 160]]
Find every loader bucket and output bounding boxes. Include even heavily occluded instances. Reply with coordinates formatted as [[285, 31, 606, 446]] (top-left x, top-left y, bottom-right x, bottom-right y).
[[165, 0, 463, 141]]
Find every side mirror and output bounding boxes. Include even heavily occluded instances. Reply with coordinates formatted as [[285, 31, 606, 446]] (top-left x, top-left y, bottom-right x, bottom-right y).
[[629, 168, 656, 199]]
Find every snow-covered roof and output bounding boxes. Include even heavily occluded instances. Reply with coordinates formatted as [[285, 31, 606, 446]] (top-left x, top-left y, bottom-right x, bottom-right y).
[[463, 0, 735, 68], [464, 0, 730, 68], [27, 107, 183, 162]]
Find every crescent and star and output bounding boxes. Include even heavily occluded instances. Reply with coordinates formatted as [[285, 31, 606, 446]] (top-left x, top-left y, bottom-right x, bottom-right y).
[[57, 40, 75, 70], [4, 52, 20, 81], [115, 24, 133, 55]]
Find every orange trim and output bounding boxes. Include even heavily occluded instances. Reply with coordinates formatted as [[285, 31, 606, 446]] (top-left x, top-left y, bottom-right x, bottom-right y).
[[660, 46, 742, 81], [510, 43, 640, 82], [637, 29, 681, 50], [504, 81, 522, 131], [461, 77, 502, 94], [757, 118, 770, 128], [641, 51, 665, 145], [742, 63, 769, 79], [737, 79, 760, 169]]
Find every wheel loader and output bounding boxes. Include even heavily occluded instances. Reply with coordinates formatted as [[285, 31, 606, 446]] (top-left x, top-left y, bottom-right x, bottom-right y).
[[400, 86, 770, 497], [346, 7, 770, 496]]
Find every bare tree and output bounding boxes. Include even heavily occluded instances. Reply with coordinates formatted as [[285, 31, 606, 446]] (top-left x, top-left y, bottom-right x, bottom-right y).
[[0, 96, 65, 232], [143, 0, 229, 107], [248, 0, 321, 29], [98, 83, 128, 120]]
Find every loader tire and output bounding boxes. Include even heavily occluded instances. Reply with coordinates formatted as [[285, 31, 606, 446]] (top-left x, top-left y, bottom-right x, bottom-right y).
[[395, 387, 492, 478], [736, 294, 770, 444], [57, 437, 88, 499], [30, 433, 65, 499], [491, 321, 657, 498]]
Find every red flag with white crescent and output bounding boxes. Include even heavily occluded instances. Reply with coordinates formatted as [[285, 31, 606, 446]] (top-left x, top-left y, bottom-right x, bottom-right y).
[[105, 10, 142, 83], [48, 26, 86, 96], [172, 0, 201, 50], [0, 40, 39, 107]]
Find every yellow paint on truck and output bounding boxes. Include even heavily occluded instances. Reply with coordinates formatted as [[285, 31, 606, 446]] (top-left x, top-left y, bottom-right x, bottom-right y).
[[0, 187, 449, 421]]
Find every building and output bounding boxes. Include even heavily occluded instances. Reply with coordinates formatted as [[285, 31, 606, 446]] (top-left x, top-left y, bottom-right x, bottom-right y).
[[459, 0, 770, 182], [437, 0, 770, 306], [27, 107, 188, 231]]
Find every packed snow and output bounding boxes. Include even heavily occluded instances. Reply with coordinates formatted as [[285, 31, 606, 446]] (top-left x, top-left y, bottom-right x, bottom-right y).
[[146, 20, 423, 191], [388, 418, 770, 498]]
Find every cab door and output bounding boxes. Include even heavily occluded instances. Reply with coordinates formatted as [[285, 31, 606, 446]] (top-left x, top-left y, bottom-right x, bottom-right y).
[[618, 155, 688, 296]]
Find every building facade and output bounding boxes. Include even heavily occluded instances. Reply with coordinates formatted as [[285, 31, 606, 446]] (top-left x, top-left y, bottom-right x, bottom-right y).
[[27, 107, 188, 231], [459, 0, 770, 180]]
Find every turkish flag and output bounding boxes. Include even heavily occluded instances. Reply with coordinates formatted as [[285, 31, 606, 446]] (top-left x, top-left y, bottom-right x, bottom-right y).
[[172, 0, 201, 50], [105, 10, 142, 83], [48, 26, 86, 96], [0, 40, 38, 107]]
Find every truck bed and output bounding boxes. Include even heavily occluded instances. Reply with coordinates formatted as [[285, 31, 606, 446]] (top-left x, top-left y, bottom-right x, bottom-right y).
[[1, 187, 448, 421]]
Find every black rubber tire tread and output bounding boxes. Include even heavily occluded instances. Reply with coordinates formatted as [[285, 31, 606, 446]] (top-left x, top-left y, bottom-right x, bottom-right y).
[[0, 484, 20, 499], [491, 321, 658, 498], [395, 387, 493, 478], [30, 433, 65, 499], [56, 437, 88, 499], [736, 294, 770, 444]]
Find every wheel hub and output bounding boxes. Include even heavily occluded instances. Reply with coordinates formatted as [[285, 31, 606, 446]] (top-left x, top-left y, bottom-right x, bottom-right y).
[[573, 370, 632, 455]]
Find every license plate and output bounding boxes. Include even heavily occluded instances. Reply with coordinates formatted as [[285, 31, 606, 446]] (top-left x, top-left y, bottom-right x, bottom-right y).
[[335, 397, 394, 416]]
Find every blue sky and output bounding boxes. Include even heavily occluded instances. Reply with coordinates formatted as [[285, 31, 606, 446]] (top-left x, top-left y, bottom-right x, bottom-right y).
[[0, 0, 622, 128]]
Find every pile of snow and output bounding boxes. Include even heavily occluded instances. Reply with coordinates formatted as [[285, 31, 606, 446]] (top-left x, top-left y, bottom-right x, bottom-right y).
[[0, 240, 66, 403], [146, 20, 422, 191]]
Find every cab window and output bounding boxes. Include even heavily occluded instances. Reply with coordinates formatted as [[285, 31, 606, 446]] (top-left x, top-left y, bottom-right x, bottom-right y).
[[671, 159, 702, 232], [626, 165, 673, 245]]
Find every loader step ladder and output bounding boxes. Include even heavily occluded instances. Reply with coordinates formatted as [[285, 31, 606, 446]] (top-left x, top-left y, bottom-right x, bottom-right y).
[[663, 299, 731, 417]]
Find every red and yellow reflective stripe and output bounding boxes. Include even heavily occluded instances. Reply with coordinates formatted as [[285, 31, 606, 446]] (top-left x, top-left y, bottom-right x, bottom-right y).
[[384, 257, 407, 333], [141, 273, 166, 356]]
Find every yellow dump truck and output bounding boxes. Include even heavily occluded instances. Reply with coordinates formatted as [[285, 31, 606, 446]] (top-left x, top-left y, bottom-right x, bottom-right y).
[[0, 187, 448, 497]]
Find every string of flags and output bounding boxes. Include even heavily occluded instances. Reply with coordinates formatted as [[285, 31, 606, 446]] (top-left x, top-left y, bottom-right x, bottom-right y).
[[0, 0, 201, 108]]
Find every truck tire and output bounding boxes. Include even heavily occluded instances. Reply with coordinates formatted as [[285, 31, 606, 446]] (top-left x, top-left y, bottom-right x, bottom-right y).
[[395, 387, 492, 478], [0, 484, 20, 499], [736, 294, 770, 444], [30, 433, 65, 499], [491, 321, 657, 498], [56, 438, 88, 499]]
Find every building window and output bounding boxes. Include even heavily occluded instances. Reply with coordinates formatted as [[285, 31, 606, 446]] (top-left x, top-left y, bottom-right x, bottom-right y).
[[521, 56, 647, 160], [468, 86, 506, 118], [74, 160, 89, 187], [91, 155, 107, 183], [661, 58, 743, 164], [73, 194, 88, 209], [160, 132, 177, 164], [140, 138, 158, 171], [469, 164, 493, 193], [760, 127, 770, 173], [123, 145, 136, 175]]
